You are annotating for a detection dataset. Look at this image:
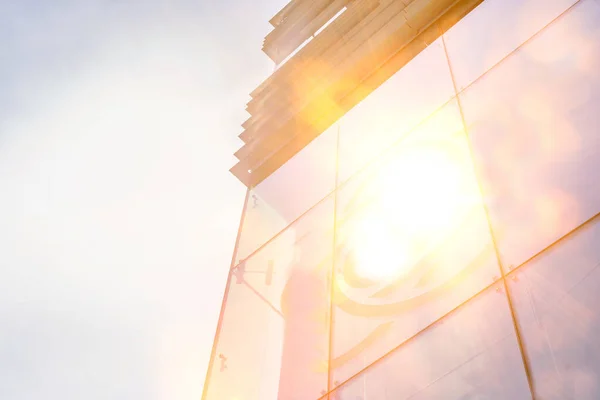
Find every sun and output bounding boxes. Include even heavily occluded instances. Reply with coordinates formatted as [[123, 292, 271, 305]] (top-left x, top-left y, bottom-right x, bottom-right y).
[[349, 136, 477, 282], [351, 215, 412, 282]]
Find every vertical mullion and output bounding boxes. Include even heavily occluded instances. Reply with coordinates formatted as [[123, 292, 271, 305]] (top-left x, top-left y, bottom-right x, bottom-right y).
[[327, 122, 342, 398], [440, 30, 536, 399]]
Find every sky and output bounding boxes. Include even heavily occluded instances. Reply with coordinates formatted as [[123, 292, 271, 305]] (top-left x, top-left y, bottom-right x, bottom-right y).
[[0, 1, 287, 399]]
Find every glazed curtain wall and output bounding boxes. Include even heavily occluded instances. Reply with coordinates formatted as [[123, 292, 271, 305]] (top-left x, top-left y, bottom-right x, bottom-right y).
[[203, 0, 600, 399]]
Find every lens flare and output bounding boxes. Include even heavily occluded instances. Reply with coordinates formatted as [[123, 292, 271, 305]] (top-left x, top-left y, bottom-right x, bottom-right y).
[[350, 141, 475, 282], [351, 216, 411, 282]]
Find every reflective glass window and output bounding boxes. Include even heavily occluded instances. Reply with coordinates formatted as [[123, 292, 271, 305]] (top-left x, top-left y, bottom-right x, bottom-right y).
[[236, 124, 338, 265], [509, 214, 600, 399], [323, 284, 531, 399], [330, 100, 503, 391], [337, 37, 455, 184], [204, 275, 285, 400], [460, 0, 600, 270], [444, 0, 578, 90], [206, 197, 334, 400]]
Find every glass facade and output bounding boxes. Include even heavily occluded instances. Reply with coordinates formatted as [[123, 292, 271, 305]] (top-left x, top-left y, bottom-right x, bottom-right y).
[[204, 0, 600, 398]]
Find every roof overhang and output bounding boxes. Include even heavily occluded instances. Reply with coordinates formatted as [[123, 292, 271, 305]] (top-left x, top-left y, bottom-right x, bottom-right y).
[[233, 0, 484, 188]]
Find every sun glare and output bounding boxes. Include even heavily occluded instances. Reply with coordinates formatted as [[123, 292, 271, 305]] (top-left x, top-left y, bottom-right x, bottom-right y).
[[350, 140, 476, 282], [352, 216, 411, 282]]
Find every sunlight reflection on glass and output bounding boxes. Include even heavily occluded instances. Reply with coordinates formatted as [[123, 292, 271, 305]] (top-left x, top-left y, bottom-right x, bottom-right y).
[[348, 134, 480, 283]]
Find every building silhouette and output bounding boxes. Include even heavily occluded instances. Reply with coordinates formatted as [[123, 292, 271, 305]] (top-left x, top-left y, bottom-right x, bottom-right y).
[[203, 0, 600, 398]]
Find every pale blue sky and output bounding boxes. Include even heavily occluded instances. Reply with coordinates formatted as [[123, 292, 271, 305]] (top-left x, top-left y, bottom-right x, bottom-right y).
[[0, 1, 286, 399]]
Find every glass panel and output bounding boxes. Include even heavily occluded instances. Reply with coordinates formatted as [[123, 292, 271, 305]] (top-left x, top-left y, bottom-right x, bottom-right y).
[[236, 124, 338, 264], [204, 277, 285, 400], [206, 197, 334, 400], [444, 0, 578, 90], [323, 284, 531, 399], [239, 196, 334, 318], [337, 37, 455, 184], [460, 0, 600, 270], [509, 215, 600, 399], [331, 100, 504, 391]]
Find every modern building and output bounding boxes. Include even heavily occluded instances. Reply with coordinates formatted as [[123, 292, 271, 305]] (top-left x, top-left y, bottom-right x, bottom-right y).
[[203, 0, 600, 398]]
